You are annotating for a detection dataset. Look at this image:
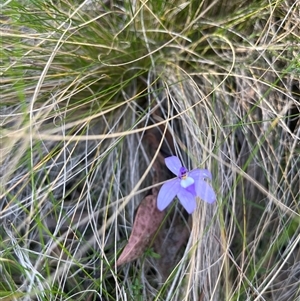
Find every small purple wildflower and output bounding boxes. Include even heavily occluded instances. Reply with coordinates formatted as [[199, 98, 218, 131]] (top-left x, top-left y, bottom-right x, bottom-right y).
[[157, 156, 216, 214]]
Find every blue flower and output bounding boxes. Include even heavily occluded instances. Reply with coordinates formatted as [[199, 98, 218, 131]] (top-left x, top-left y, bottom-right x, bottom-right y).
[[157, 156, 216, 214]]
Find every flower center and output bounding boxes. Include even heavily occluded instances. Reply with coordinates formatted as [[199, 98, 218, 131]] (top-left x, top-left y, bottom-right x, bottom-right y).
[[179, 167, 188, 179], [179, 167, 195, 188], [181, 177, 194, 188]]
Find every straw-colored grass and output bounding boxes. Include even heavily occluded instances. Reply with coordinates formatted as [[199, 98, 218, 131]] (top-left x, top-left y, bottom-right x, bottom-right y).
[[1, 1, 299, 300]]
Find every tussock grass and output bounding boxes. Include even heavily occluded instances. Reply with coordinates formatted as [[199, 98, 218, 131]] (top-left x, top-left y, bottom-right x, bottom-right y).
[[1, 0, 299, 300]]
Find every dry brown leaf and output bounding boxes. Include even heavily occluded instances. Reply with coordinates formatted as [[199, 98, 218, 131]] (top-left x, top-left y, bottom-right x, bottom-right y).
[[116, 194, 165, 266]]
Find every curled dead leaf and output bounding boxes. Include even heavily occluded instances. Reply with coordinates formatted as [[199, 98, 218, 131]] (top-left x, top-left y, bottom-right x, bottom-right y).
[[116, 194, 165, 266]]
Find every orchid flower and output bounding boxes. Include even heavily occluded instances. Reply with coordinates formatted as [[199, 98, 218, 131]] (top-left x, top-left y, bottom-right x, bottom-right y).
[[157, 156, 216, 214]]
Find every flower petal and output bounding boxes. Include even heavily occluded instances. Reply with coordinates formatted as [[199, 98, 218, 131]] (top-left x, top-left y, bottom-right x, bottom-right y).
[[189, 169, 212, 181], [177, 188, 197, 214], [157, 179, 180, 211], [186, 183, 196, 197], [195, 179, 216, 204], [180, 176, 194, 188], [165, 156, 183, 176]]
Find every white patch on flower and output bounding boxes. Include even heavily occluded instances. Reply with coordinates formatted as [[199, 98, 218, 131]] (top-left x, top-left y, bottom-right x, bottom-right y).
[[180, 176, 194, 188]]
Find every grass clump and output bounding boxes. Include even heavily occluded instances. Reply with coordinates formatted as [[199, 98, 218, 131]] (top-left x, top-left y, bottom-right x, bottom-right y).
[[1, 0, 299, 300]]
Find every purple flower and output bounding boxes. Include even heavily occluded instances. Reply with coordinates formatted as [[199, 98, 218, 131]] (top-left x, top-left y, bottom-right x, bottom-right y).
[[157, 156, 216, 214]]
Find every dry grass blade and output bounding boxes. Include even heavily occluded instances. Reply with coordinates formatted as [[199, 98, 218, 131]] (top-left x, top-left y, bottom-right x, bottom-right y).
[[1, 0, 299, 300]]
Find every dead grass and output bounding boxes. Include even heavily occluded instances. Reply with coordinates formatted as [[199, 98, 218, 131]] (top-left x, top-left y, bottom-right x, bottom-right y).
[[0, 0, 299, 300]]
